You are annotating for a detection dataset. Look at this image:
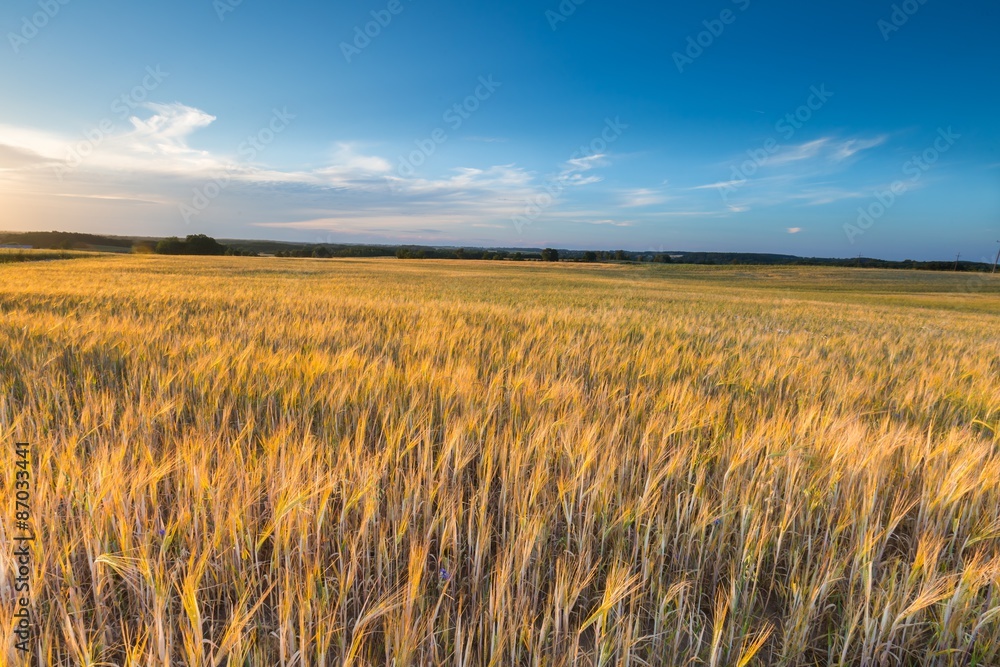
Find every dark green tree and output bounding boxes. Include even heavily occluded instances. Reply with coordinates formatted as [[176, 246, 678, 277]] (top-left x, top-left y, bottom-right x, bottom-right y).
[[155, 237, 185, 255]]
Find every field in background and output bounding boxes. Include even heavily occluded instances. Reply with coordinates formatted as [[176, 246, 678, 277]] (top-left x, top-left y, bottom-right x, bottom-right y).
[[0, 250, 98, 264], [1, 256, 999, 666]]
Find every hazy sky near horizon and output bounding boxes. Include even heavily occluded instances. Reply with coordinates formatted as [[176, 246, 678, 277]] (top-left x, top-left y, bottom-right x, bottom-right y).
[[0, 0, 997, 259]]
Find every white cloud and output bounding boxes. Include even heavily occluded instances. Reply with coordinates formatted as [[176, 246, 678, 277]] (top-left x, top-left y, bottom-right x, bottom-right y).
[[621, 188, 667, 207], [768, 138, 830, 166], [127, 103, 216, 154], [557, 153, 607, 186], [328, 143, 392, 173], [0, 124, 68, 161], [831, 136, 886, 162], [0, 103, 226, 180], [690, 179, 745, 191], [682, 135, 895, 214], [773, 185, 872, 206], [787, 227, 802, 234], [737, 134, 884, 169], [585, 219, 634, 227], [51, 193, 167, 204], [310, 143, 395, 188]]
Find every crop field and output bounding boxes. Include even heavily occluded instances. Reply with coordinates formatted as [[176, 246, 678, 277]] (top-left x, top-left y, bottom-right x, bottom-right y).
[[1, 255, 999, 666]]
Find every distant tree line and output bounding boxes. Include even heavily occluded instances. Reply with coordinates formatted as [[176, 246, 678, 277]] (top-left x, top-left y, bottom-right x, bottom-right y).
[[396, 247, 528, 260], [276, 245, 395, 258], [0, 231, 132, 250], [5, 230, 995, 271], [151, 234, 258, 256], [149, 238, 997, 271], [394, 247, 675, 264]]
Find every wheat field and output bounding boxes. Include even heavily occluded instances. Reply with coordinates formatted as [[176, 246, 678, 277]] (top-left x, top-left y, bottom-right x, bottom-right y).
[[1, 255, 999, 666]]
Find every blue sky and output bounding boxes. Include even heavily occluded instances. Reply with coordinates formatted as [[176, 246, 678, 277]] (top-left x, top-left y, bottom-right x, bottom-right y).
[[0, 0, 997, 259]]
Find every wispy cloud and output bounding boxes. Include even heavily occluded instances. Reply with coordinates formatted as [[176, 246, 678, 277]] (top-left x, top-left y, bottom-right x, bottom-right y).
[[767, 138, 830, 166], [831, 136, 886, 162], [760, 136, 884, 168], [0, 143, 51, 170], [463, 136, 508, 143], [312, 143, 394, 188], [557, 153, 607, 186], [783, 186, 872, 206], [584, 219, 634, 227], [661, 210, 719, 217], [683, 135, 897, 212], [0, 125, 69, 162], [51, 193, 167, 205], [620, 187, 668, 207], [690, 179, 745, 191]]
